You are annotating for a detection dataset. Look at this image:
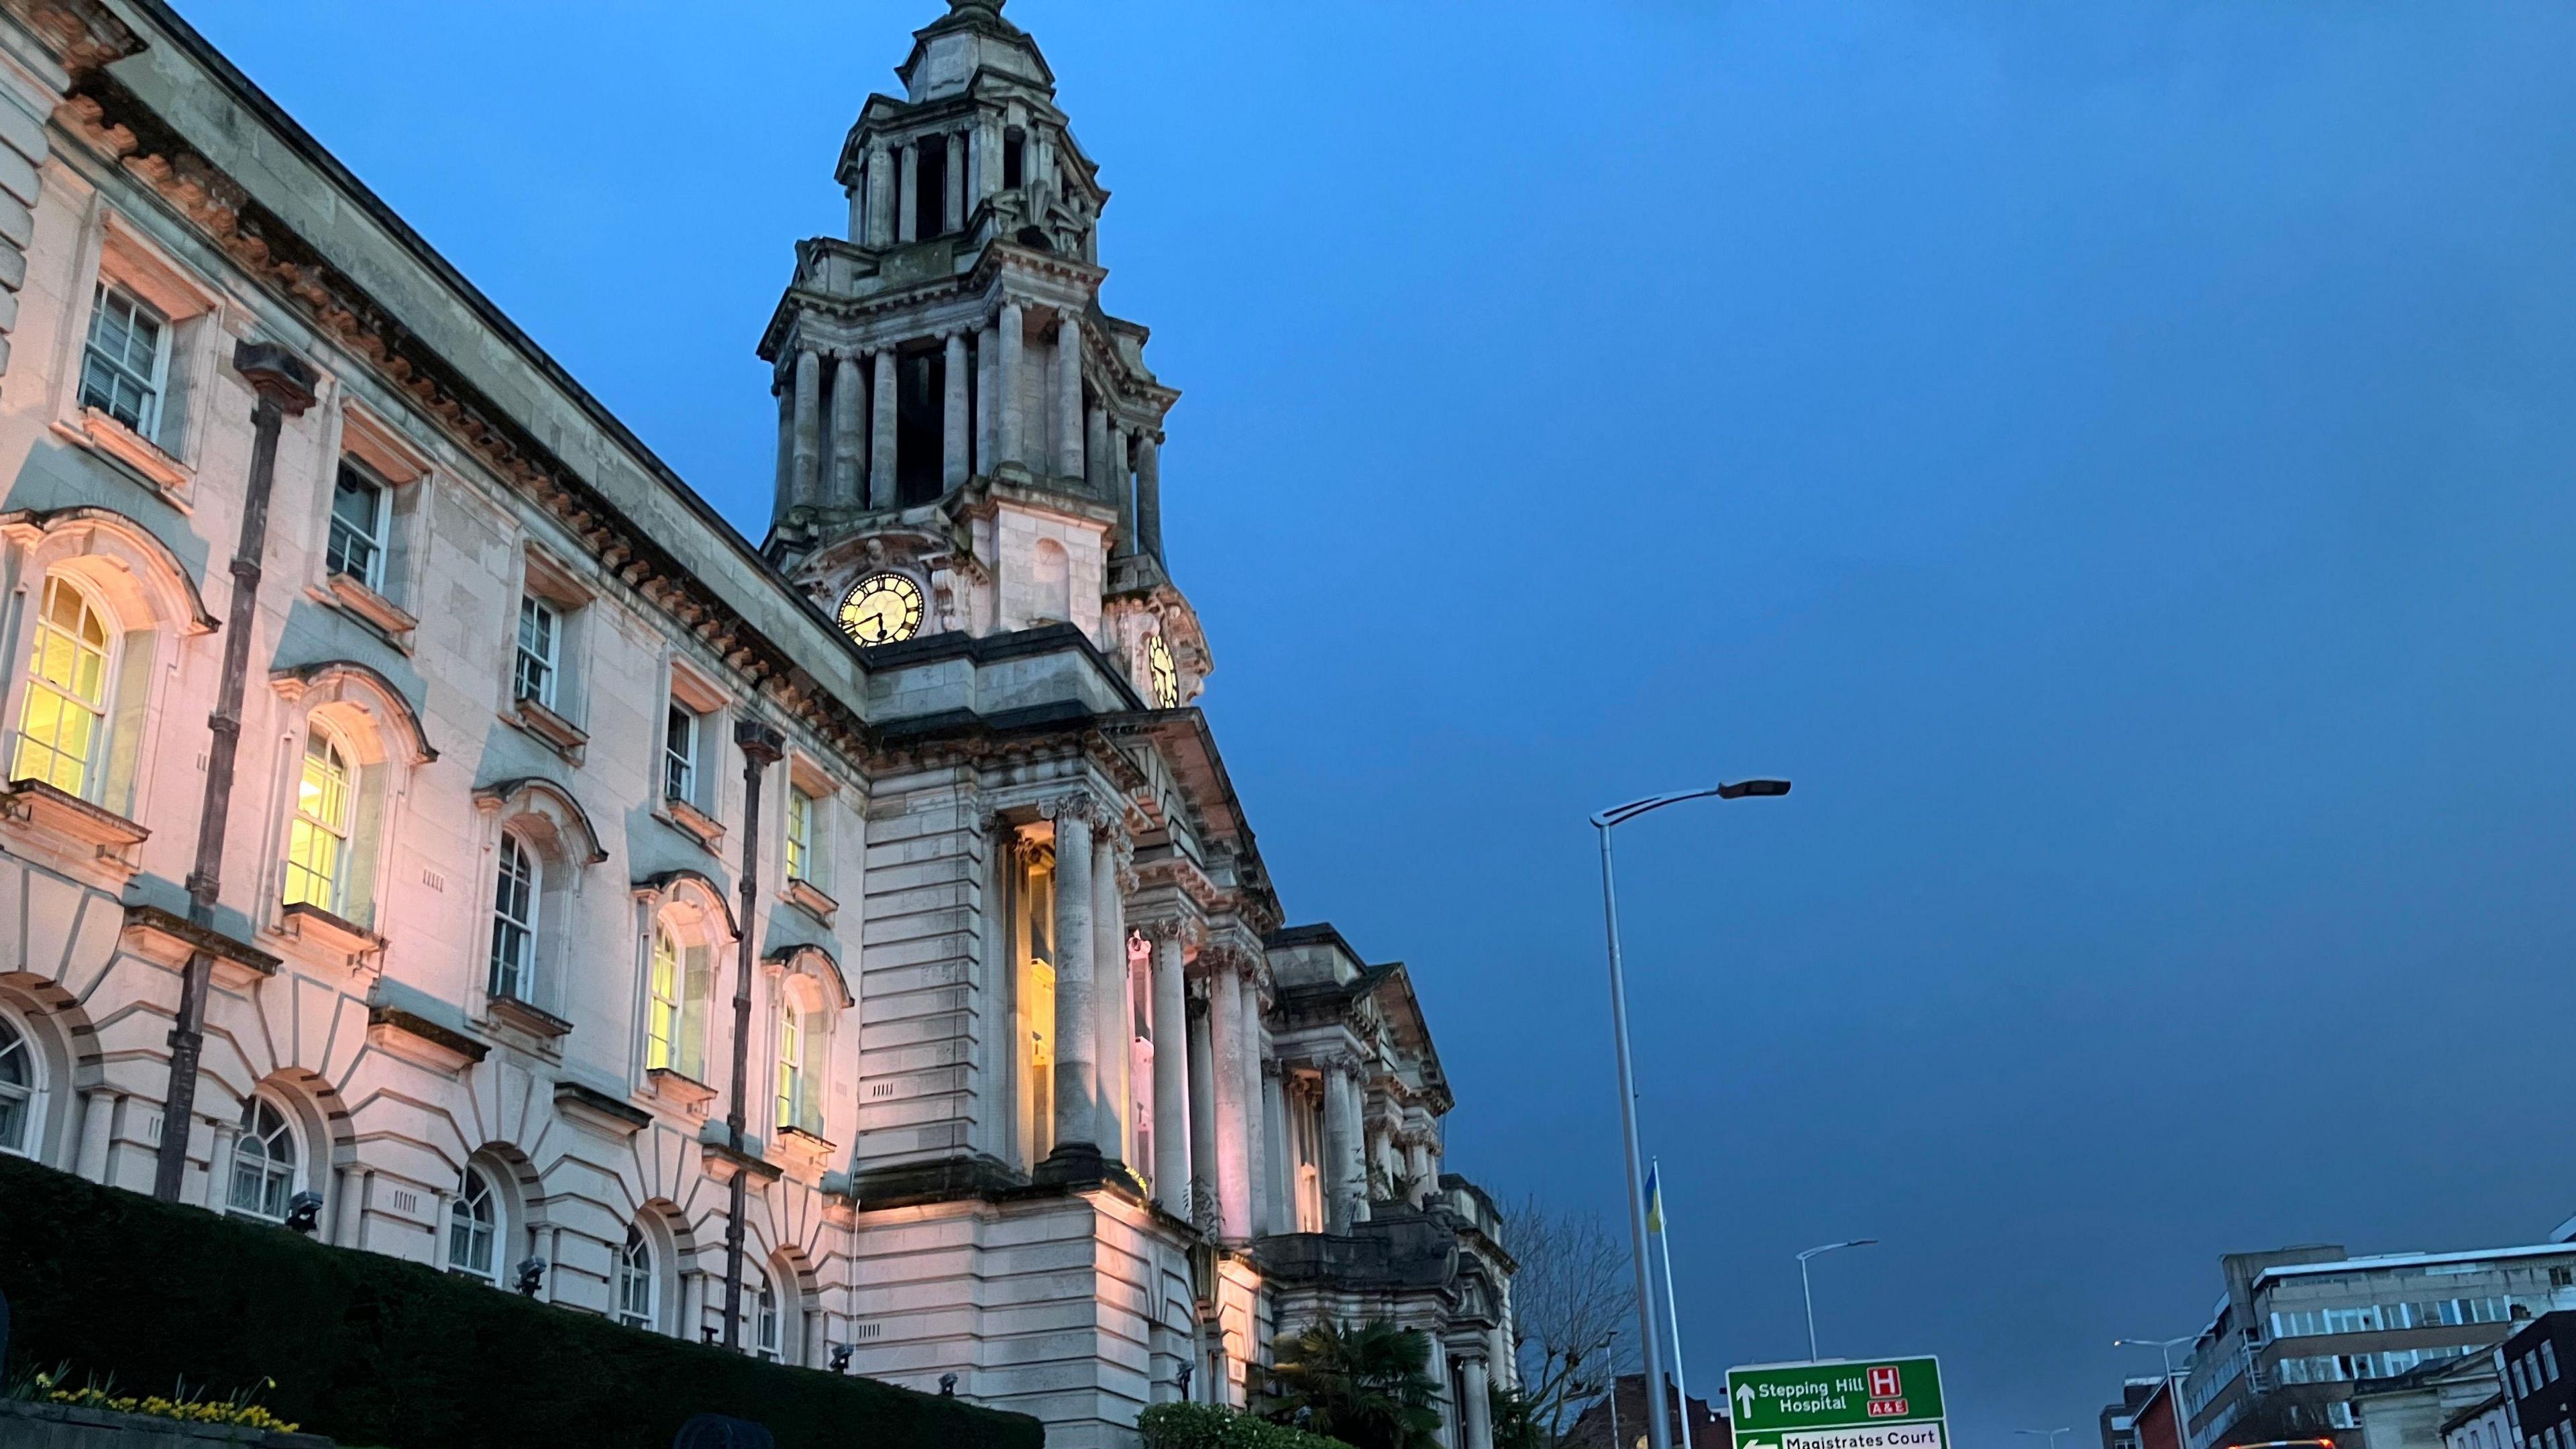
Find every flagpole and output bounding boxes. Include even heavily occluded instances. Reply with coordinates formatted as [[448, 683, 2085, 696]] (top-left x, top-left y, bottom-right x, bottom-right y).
[[1652, 1157, 1692, 1444]]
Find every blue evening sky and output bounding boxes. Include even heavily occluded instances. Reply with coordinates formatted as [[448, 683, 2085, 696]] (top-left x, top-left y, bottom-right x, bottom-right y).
[[185, 1, 2576, 1440]]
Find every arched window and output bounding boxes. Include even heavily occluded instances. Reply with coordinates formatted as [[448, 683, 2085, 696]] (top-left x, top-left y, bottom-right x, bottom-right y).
[[615, 1224, 654, 1330], [0, 1012, 37, 1157], [282, 726, 355, 913], [12, 575, 113, 797], [448, 1166, 498, 1280], [488, 831, 537, 1002], [227, 1097, 298, 1221], [751, 1264, 781, 1362]]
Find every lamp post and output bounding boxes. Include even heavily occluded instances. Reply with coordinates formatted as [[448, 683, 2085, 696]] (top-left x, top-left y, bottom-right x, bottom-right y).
[[2020, 1429, 2073, 1449], [2115, 1335, 2198, 1449], [1795, 1239, 1877, 1362], [1594, 779, 1792, 1449]]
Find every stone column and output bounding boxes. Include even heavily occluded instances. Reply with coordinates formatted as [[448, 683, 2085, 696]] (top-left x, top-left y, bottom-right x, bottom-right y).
[[1186, 988, 1216, 1224], [898, 141, 918, 244], [867, 144, 894, 247], [1091, 830, 1128, 1165], [975, 322, 999, 473], [1240, 978, 1269, 1238], [772, 379, 794, 519], [1260, 1062, 1288, 1238], [870, 348, 899, 511], [830, 354, 865, 505], [1462, 1357, 1493, 1449], [998, 299, 1026, 468], [1046, 802, 1098, 1157], [944, 331, 971, 487], [1150, 930, 1191, 1216], [846, 182, 864, 244], [790, 350, 822, 506], [1210, 961, 1250, 1239], [1320, 1061, 1356, 1234], [946, 132, 967, 232], [1055, 316, 1085, 480], [1136, 433, 1165, 562], [1109, 424, 1134, 555]]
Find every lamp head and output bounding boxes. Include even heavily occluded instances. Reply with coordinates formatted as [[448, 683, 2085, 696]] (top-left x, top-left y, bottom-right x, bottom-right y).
[[1717, 779, 1793, 800]]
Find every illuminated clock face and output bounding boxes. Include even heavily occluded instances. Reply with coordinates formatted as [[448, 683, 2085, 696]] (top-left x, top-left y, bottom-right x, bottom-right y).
[[1145, 634, 1179, 708], [837, 572, 925, 647]]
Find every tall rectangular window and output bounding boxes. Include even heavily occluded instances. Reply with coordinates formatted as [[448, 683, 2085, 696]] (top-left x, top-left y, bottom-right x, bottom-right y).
[[663, 702, 697, 802], [647, 926, 682, 1072], [327, 460, 389, 589], [488, 831, 537, 1002], [515, 596, 559, 706], [78, 283, 168, 437], [785, 787, 813, 882]]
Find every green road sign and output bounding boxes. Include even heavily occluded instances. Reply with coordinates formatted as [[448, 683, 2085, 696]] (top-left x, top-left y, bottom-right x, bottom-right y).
[[1727, 1358, 1949, 1449]]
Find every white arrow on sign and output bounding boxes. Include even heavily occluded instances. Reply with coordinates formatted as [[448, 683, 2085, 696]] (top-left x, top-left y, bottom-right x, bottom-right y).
[[1737, 1385, 1757, 1417]]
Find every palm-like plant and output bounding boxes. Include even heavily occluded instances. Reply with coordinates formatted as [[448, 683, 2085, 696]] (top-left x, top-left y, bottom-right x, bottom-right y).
[[1260, 1319, 1444, 1449]]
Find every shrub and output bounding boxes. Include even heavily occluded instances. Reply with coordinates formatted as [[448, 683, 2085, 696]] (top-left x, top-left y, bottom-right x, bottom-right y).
[[0, 1156, 1040, 1449], [1139, 1401, 1356, 1449]]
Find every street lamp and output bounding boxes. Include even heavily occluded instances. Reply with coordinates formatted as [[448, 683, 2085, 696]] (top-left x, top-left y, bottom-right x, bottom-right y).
[[2021, 1429, 2074, 1449], [1594, 779, 1792, 1449], [1795, 1239, 1877, 1362], [2115, 1336, 2198, 1449]]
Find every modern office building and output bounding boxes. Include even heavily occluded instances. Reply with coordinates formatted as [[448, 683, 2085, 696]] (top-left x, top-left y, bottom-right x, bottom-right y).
[[2179, 1244, 2576, 1449]]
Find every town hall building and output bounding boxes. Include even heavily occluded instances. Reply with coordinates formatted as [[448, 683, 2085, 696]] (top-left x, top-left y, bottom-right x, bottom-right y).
[[0, 0, 1515, 1444]]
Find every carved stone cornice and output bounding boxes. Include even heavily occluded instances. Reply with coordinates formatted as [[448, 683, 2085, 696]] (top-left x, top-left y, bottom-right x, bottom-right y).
[[1, 0, 141, 77], [57, 76, 883, 770]]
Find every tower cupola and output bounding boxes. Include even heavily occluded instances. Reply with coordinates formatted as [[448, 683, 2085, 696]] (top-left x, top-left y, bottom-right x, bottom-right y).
[[754, 1, 1211, 712]]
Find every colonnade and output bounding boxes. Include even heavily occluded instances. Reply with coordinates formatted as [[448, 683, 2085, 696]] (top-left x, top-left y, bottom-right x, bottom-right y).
[[1035, 799, 1267, 1239], [773, 301, 1165, 560]]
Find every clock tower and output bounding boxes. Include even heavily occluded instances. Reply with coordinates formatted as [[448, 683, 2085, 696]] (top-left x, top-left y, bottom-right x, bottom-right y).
[[759, 0, 1205, 711]]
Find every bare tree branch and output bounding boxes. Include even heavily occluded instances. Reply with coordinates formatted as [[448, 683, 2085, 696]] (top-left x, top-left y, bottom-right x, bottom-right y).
[[1505, 1193, 1642, 1447]]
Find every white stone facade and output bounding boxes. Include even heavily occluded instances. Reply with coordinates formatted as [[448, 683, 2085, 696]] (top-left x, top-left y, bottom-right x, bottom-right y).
[[0, 1, 1512, 1446]]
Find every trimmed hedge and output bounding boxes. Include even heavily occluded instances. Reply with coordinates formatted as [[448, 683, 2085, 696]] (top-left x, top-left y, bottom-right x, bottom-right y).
[[0, 1157, 1040, 1449], [1139, 1402, 1356, 1449]]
